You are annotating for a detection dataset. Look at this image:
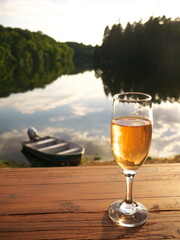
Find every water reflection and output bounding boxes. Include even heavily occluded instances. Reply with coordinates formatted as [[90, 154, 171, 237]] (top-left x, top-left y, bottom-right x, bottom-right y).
[[94, 64, 180, 104], [0, 71, 112, 166], [152, 101, 180, 157], [0, 70, 179, 167]]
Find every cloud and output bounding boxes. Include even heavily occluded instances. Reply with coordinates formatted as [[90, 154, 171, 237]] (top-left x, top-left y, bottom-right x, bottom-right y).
[[0, 0, 61, 18], [49, 104, 105, 123], [71, 104, 105, 116], [0, 99, 180, 163], [0, 71, 105, 114], [0, 0, 180, 45], [153, 101, 180, 122], [150, 101, 180, 157]]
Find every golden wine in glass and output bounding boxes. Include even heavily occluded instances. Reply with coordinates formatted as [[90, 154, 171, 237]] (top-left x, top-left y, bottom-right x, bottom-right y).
[[108, 92, 153, 227]]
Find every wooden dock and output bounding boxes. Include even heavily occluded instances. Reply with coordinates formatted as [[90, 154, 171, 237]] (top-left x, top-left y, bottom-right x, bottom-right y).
[[0, 163, 180, 239]]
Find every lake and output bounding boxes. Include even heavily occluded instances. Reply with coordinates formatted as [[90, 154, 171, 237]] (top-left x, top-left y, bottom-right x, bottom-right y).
[[0, 70, 180, 167]]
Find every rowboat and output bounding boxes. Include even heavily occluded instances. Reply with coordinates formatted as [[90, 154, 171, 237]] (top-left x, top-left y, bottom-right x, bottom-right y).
[[21, 128, 85, 166]]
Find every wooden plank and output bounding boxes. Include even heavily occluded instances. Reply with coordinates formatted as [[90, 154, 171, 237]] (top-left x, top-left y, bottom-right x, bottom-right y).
[[0, 212, 179, 239], [0, 197, 180, 215], [0, 177, 179, 203], [0, 164, 180, 186]]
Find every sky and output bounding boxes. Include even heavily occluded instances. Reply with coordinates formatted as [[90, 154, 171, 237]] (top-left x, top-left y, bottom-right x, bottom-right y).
[[0, 0, 180, 46]]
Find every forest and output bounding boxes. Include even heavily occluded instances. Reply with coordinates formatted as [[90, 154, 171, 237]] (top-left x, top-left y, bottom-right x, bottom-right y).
[[0, 25, 74, 73], [66, 42, 94, 73], [93, 16, 180, 102], [0, 16, 180, 101], [0, 25, 94, 97]]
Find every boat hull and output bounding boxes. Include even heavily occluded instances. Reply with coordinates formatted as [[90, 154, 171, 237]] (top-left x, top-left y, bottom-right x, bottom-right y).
[[21, 136, 85, 167]]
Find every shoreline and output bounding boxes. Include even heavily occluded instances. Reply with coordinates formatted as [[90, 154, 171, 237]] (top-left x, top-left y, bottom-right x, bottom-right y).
[[0, 155, 179, 168], [80, 155, 180, 166]]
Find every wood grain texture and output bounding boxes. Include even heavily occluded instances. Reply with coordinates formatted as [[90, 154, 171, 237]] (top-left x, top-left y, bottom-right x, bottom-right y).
[[0, 164, 180, 239]]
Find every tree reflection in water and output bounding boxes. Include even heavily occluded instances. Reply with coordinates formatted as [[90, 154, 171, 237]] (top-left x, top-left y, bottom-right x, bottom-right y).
[[94, 65, 180, 104]]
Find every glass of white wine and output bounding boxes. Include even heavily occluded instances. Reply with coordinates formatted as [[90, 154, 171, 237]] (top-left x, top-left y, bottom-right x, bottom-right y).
[[108, 92, 153, 227]]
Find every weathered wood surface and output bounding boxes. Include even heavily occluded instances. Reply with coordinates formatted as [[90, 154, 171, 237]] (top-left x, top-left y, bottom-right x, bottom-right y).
[[0, 163, 180, 239]]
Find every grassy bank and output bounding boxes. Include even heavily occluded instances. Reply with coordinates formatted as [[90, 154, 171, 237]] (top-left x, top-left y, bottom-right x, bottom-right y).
[[0, 155, 180, 168], [0, 160, 25, 168], [80, 155, 180, 166]]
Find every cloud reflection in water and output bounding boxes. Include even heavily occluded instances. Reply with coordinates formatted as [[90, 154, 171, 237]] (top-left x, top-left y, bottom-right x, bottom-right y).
[[0, 71, 179, 165], [151, 101, 180, 158]]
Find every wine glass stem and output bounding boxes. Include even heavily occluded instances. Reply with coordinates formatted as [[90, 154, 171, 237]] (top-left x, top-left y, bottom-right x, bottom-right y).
[[124, 171, 135, 204]]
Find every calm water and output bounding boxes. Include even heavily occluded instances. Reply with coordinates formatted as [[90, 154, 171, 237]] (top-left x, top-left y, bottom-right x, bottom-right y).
[[0, 70, 180, 166]]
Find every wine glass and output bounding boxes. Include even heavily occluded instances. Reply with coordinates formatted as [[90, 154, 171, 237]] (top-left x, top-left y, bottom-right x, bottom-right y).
[[108, 92, 153, 227]]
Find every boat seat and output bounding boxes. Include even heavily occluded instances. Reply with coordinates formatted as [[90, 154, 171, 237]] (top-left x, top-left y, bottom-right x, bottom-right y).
[[29, 138, 57, 149], [57, 147, 81, 155], [38, 142, 69, 153], [35, 138, 56, 145]]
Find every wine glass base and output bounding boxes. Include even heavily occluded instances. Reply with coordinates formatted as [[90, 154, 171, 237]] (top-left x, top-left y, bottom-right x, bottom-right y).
[[108, 200, 148, 227]]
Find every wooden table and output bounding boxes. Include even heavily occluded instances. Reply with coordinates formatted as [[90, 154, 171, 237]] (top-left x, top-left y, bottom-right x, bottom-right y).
[[0, 163, 180, 239]]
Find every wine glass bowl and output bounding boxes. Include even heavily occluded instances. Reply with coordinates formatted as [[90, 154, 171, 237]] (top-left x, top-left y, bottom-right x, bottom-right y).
[[108, 92, 152, 227]]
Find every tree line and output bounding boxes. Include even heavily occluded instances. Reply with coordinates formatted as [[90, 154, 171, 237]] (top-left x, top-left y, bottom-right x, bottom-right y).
[[0, 25, 94, 97], [0, 25, 74, 74], [0, 16, 180, 102], [93, 16, 180, 102], [66, 42, 94, 73], [94, 16, 180, 72]]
